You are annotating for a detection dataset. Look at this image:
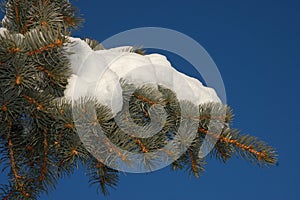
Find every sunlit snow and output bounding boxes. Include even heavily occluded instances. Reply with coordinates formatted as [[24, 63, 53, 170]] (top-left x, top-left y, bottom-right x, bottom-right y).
[[64, 37, 221, 114]]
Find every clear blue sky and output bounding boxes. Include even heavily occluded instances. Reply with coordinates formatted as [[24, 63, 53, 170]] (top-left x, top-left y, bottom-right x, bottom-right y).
[[1, 0, 300, 199]]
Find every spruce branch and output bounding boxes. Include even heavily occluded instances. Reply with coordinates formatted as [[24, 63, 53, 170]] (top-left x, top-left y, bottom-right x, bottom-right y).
[[86, 159, 119, 196], [198, 126, 277, 166], [0, 0, 278, 199]]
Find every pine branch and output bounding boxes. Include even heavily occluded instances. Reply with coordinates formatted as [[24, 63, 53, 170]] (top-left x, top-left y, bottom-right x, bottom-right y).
[[198, 126, 277, 166], [38, 128, 48, 182], [0, 1, 278, 199], [7, 121, 30, 198], [85, 159, 119, 196]]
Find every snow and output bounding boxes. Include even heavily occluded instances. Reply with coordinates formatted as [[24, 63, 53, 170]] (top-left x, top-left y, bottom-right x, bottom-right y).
[[0, 27, 7, 37], [0, 27, 24, 39], [64, 37, 221, 114]]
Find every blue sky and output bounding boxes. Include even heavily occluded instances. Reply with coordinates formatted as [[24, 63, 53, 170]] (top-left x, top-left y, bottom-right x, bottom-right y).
[[1, 0, 300, 199]]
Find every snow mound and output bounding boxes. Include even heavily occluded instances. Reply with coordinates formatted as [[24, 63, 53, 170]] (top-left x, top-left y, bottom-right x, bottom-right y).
[[64, 37, 221, 114]]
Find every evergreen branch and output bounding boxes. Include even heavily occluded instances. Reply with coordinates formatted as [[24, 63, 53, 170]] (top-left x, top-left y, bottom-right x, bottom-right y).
[[198, 127, 277, 165], [0, 1, 278, 199], [131, 135, 150, 153], [7, 46, 20, 53], [98, 136, 127, 161], [198, 111, 232, 123], [134, 48, 146, 55], [38, 127, 48, 182], [1, 102, 7, 112], [0, 29, 24, 60], [87, 160, 119, 196], [7, 121, 30, 198], [13, 1, 20, 29], [7, 122, 21, 184], [2, 0, 31, 33], [2, 0, 81, 33], [35, 65, 57, 87], [133, 93, 158, 105], [13, 1, 19, 27], [189, 148, 197, 174], [171, 145, 206, 178], [62, 16, 75, 27], [20, 14, 34, 34], [2, 190, 13, 200], [22, 1, 62, 32], [1, 184, 14, 200], [188, 147, 206, 178], [27, 38, 63, 56], [21, 95, 44, 111]]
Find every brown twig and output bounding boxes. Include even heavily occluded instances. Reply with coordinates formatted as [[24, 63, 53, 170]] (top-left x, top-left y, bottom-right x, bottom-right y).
[[28, 39, 63, 56], [22, 95, 44, 110], [14, 2, 19, 26], [198, 127, 266, 160], [7, 121, 30, 198], [133, 93, 157, 105], [39, 127, 48, 182], [189, 148, 197, 174]]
